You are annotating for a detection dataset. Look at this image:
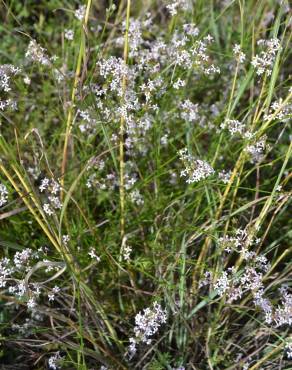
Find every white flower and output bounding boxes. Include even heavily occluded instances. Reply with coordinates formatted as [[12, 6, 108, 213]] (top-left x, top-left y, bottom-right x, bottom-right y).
[[245, 135, 268, 163], [25, 40, 50, 65], [39, 178, 50, 192], [128, 301, 167, 358], [160, 134, 169, 146], [43, 203, 54, 216], [183, 23, 199, 37], [23, 76, 31, 85], [53, 285, 60, 294], [166, 0, 189, 16], [65, 29, 74, 41], [264, 97, 292, 122], [286, 342, 292, 359], [218, 169, 232, 184], [220, 119, 247, 136], [48, 351, 63, 370], [233, 44, 246, 63], [122, 244, 132, 261], [129, 189, 144, 206], [74, 5, 86, 21], [0, 183, 8, 206], [27, 297, 36, 309], [88, 248, 101, 262], [251, 38, 281, 76], [0, 64, 21, 92], [62, 235, 70, 245], [180, 100, 199, 122], [173, 78, 186, 89], [179, 148, 214, 183]]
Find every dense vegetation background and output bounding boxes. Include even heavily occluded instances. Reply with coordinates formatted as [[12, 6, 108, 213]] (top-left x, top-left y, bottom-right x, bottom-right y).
[[0, 0, 291, 369]]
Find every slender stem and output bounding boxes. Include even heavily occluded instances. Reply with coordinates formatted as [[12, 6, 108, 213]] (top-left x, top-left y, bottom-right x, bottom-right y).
[[0, 163, 63, 257], [119, 0, 131, 243], [61, 0, 92, 198], [212, 61, 239, 168]]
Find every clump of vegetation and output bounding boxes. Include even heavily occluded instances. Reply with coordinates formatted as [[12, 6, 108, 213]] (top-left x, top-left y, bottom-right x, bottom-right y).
[[0, 0, 291, 369]]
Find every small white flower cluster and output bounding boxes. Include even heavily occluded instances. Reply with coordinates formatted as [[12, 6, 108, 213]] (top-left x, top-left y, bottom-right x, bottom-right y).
[[126, 18, 144, 58], [128, 301, 167, 358], [198, 271, 213, 288], [124, 171, 138, 190], [285, 342, 292, 359], [161, 134, 169, 146], [86, 171, 118, 191], [166, 0, 189, 16], [48, 351, 63, 370], [88, 248, 101, 262], [180, 99, 199, 123], [43, 258, 62, 274], [214, 264, 266, 304], [62, 234, 70, 246], [25, 40, 50, 66], [254, 285, 292, 327], [39, 177, 62, 216], [0, 248, 41, 308], [218, 169, 232, 184], [64, 29, 74, 41], [129, 189, 144, 206], [77, 109, 97, 135], [264, 98, 292, 122], [179, 148, 214, 183], [245, 135, 268, 163], [161, 30, 220, 75], [0, 257, 13, 288], [0, 64, 21, 92], [189, 35, 220, 75], [48, 285, 61, 302], [74, 4, 86, 21], [0, 182, 8, 206], [202, 227, 292, 328], [173, 78, 186, 89], [183, 23, 199, 37], [220, 119, 244, 136], [13, 248, 35, 271], [140, 78, 163, 104], [251, 38, 282, 76], [273, 285, 292, 327], [91, 21, 219, 162], [122, 244, 132, 261], [97, 56, 130, 97], [0, 98, 17, 111], [180, 99, 199, 122], [218, 228, 261, 255], [233, 44, 246, 63], [11, 281, 40, 309], [220, 119, 253, 139], [1, 246, 64, 310], [23, 75, 31, 85]]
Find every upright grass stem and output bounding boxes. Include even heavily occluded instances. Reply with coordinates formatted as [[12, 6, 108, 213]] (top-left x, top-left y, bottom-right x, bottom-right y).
[[119, 0, 131, 244], [61, 0, 92, 199]]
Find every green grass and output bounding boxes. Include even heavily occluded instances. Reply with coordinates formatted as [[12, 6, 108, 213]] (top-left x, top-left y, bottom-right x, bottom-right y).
[[0, 0, 291, 369]]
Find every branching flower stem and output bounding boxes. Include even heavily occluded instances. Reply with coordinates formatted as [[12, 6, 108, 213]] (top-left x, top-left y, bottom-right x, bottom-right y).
[[192, 88, 292, 295]]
